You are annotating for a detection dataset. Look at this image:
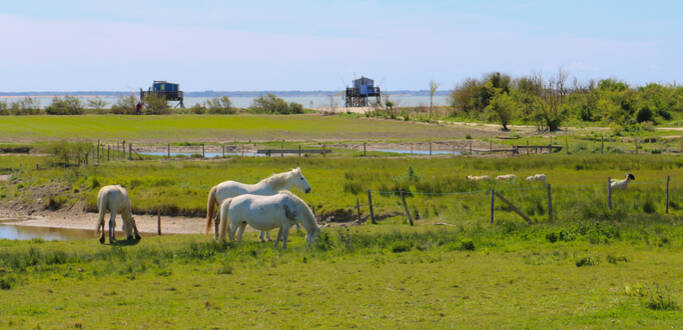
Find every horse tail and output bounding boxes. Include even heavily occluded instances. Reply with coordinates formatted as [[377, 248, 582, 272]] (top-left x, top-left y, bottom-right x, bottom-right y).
[[205, 185, 218, 235], [218, 198, 232, 241]]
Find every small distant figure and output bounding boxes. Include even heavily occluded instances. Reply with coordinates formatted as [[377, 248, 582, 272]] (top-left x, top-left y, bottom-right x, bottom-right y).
[[466, 175, 490, 181], [496, 174, 517, 180], [135, 102, 143, 115], [525, 174, 547, 182], [610, 173, 636, 190]]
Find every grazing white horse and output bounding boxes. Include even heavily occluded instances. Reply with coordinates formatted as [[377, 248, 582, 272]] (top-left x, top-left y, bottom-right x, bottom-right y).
[[218, 191, 321, 249], [96, 185, 140, 244], [525, 174, 547, 182], [206, 168, 312, 240], [466, 175, 490, 181], [610, 173, 635, 190], [496, 174, 517, 180]]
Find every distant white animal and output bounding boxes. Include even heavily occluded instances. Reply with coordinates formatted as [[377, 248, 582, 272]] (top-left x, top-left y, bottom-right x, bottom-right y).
[[525, 174, 547, 182], [205, 168, 311, 240], [466, 175, 490, 181], [610, 173, 636, 190], [496, 174, 517, 180], [218, 191, 321, 249], [96, 185, 140, 244]]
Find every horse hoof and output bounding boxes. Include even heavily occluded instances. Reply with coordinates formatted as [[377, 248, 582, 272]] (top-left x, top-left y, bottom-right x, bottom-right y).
[[99, 237, 105, 244], [135, 235, 141, 240]]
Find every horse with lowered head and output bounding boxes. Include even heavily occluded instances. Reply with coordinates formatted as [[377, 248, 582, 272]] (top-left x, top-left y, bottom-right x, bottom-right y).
[[205, 168, 312, 239], [96, 185, 140, 244], [218, 191, 321, 249]]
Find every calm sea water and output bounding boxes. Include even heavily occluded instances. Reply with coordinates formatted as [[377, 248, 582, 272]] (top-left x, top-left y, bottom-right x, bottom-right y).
[[5, 94, 450, 109]]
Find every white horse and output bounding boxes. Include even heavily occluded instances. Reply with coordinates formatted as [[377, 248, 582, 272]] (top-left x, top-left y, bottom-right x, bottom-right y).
[[610, 173, 635, 190], [96, 185, 140, 244], [467, 175, 490, 181], [525, 174, 546, 182], [218, 191, 321, 249], [496, 174, 517, 180], [206, 168, 312, 240]]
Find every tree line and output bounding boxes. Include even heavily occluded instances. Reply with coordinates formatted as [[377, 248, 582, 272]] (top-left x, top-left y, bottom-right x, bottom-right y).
[[448, 70, 682, 132], [0, 93, 304, 116]]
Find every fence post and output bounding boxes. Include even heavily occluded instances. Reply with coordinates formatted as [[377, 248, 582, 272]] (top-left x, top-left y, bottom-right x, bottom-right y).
[[128, 143, 132, 160], [548, 136, 552, 154], [601, 135, 604, 154], [356, 197, 361, 221], [607, 177, 612, 210], [107, 145, 110, 161], [322, 144, 326, 157], [367, 189, 376, 224], [489, 140, 492, 152], [547, 184, 553, 222], [469, 141, 472, 154], [429, 141, 432, 157], [222, 144, 225, 158], [400, 189, 414, 226], [452, 143, 456, 157], [242, 144, 245, 157], [97, 140, 100, 163], [202, 144, 205, 158], [666, 176, 670, 214], [526, 140, 529, 155], [122, 141, 126, 160], [281, 140, 284, 157], [363, 142, 366, 157], [157, 209, 161, 236], [634, 138, 638, 154], [411, 143, 414, 155], [565, 135, 569, 154], [490, 189, 495, 224], [299, 144, 302, 158]]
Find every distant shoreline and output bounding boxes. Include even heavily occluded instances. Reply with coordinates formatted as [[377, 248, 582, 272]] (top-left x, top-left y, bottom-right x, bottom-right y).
[[0, 90, 452, 98]]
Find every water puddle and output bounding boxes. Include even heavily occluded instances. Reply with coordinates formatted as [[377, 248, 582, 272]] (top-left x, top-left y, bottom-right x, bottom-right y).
[[0, 218, 137, 241], [139, 151, 263, 158], [375, 149, 462, 155]]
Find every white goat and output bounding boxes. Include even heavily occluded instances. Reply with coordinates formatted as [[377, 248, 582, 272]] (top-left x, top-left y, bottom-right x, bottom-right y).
[[525, 174, 547, 182], [496, 174, 517, 181], [610, 173, 635, 190], [467, 175, 490, 181]]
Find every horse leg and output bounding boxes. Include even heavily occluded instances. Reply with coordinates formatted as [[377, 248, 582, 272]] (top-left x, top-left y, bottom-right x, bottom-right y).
[[274, 227, 283, 248], [229, 219, 238, 241], [236, 223, 247, 241], [97, 210, 106, 244], [282, 224, 291, 250], [214, 212, 220, 241], [108, 211, 116, 243], [132, 220, 141, 240], [259, 231, 265, 243], [265, 231, 272, 241]]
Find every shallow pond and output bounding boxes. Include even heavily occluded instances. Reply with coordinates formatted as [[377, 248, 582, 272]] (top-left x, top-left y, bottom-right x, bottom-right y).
[[0, 222, 95, 241], [375, 149, 462, 155]]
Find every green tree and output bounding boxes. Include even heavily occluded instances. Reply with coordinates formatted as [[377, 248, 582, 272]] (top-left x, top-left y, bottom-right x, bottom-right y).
[[142, 94, 171, 115], [10, 97, 41, 115], [110, 94, 137, 114], [206, 96, 235, 114], [45, 95, 84, 115], [250, 93, 303, 114], [486, 92, 516, 130], [87, 97, 108, 113]]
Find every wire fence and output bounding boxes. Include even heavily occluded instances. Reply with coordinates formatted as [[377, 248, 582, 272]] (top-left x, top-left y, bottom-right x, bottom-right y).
[[359, 177, 679, 226]]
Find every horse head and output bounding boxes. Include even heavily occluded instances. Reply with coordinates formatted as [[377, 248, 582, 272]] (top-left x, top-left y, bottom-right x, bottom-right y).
[[292, 167, 312, 193]]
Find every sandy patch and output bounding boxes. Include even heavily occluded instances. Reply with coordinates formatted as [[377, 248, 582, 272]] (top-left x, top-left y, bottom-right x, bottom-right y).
[[0, 175, 10, 182]]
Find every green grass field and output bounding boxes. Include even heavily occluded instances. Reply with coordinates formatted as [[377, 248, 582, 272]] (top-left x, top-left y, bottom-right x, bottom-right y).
[[0, 223, 681, 328], [0, 114, 494, 142]]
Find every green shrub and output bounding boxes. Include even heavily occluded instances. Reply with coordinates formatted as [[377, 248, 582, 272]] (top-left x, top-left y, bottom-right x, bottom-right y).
[[9, 97, 41, 115], [110, 94, 137, 114], [207, 96, 235, 114], [45, 96, 84, 115], [575, 256, 599, 267], [250, 94, 303, 114]]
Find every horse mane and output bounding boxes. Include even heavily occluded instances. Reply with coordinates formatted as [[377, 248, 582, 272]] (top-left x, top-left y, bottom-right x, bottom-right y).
[[278, 190, 316, 225], [259, 169, 296, 189]]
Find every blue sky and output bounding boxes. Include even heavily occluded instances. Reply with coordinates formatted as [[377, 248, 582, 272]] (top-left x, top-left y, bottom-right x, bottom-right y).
[[1, 1, 681, 91]]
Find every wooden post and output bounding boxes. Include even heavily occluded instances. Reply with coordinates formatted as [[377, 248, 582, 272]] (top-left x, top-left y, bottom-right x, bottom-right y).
[[548, 136, 552, 154], [322, 144, 326, 157], [490, 189, 495, 224], [122, 141, 126, 160], [128, 143, 132, 160], [367, 189, 376, 224], [242, 144, 245, 157], [107, 145, 110, 161], [493, 190, 533, 224], [607, 177, 612, 210], [634, 138, 638, 154], [363, 142, 366, 157], [299, 144, 302, 158], [356, 197, 361, 221], [666, 176, 670, 214], [400, 190, 414, 226], [168, 143, 171, 159], [97, 140, 100, 163], [489, 140, 492, 152], [601, 135, 604, 154], [429, 142, 432, 157], [452, 143, 455, 156], [281, 140, 284, 157], [565, 136, 569, 154], [157, 209, 161, 236], [469, 141, 472, 154], [526, 140, 529, 155], [222, 144, 225, 158], [411, 144, 414, 155], [202, 144, 205, 158], [547, 184, 552, 222]]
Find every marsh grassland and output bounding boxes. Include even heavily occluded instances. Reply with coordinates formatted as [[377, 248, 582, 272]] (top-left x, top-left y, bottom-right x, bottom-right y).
[[0, 114, 681, 327]]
